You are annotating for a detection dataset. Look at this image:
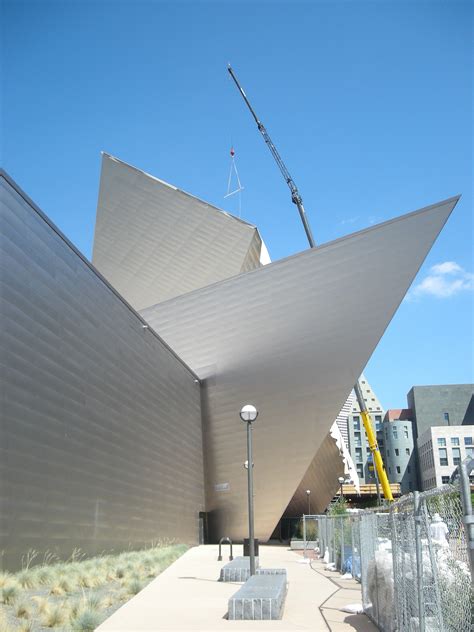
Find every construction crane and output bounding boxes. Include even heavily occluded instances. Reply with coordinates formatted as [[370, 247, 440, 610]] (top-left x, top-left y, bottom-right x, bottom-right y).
[[227, 64, 394, 503], [227, 65, 316, 249]]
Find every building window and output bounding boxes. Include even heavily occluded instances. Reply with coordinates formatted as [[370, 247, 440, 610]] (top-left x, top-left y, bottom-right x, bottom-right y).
[[379, 439, 384, 447], [404, 429, 409, 439], [392, 427, 398, 439], [439, 448, 448, 467], [406, 448, 410, 455], [375, 415, 382, 422], [354, 432, 362, 447], [437, 438, 446, 446], [452, 447, 461, 466], [444, 412, 449, 423], [355, 447, 363, 462], [451, 437, 460, 446], [395, 448, 399, 456], [464, 437, 473, 446], [396, 466, 401, 474], [387, 450, 390, 457], [356, 464, 363, 477], [441, 476, 450, 484], [353, 416, 360, 430], [388, 467, 391, 474], [466, 447, 474, 459], [366, 447, 371, 455]]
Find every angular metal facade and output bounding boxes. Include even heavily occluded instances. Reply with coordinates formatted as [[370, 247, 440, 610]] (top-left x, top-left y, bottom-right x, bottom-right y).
[[141, 196, 458, 540], [92, 154, 266, 310], [0, 159, 458, 566], [0, 172, 205, 570]]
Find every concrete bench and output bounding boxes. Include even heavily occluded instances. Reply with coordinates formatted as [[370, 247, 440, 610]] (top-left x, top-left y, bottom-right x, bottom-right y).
[[219, 556, 259, 582], [228, 571, 288, 620]]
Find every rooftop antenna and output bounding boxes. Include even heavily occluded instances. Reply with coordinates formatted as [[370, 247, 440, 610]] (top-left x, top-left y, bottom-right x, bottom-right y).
[[228, 63, 394, 503], [224, 145, 244, 217]]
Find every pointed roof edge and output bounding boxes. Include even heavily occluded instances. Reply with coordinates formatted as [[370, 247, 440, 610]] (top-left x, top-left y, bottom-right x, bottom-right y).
[[141, 194, 460, 312], [100, 152, 264, 236], [0, 169, 201, 383]]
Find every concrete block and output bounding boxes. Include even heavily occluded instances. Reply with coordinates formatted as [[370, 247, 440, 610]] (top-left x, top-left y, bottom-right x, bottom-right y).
[[219, 556, 259, 582], [228, 572, 287, 620]]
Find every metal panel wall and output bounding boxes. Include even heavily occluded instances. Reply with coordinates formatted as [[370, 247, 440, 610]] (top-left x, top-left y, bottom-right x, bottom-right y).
[[0, 172, 204, 570], [141, 196, 458, 542], [92, 154, 264, 311]]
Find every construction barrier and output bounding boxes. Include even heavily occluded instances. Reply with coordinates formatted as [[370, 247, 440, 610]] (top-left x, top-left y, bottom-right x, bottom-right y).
[[303, 477, 472, 632]]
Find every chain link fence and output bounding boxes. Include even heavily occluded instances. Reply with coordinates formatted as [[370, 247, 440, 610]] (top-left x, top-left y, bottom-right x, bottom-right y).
[[303, 477, 472, 631]]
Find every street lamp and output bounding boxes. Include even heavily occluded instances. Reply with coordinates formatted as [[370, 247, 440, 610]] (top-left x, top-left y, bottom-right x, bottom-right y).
[[240, 404, 258, 575], [338, 476, 345, 501], [306, 489, 311, 515]]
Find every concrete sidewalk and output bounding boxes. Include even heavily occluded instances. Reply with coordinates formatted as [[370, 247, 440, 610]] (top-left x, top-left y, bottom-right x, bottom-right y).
[[97, 545, 378, 631]]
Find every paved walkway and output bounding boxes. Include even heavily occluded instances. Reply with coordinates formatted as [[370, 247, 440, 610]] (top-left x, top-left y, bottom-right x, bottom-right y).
[[97, 545, 378, 631]]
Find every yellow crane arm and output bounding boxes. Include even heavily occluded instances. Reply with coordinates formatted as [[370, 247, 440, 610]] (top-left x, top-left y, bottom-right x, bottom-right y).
[[354, 381, 393, 502]]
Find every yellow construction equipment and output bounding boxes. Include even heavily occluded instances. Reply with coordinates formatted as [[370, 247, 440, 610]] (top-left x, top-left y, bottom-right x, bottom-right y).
[[354, 382, 393, 502]]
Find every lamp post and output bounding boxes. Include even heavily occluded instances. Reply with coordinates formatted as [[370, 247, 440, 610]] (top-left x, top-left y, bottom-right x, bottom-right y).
[[306, 489, 311, 515], [240, 404, 258, 576], [338, 476, 345, 502]]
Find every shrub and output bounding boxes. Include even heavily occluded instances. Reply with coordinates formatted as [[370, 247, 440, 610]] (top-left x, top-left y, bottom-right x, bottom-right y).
[[0, 573, 11, 589], [32, 595, 51, 615], [35, 566, 55, 586], [13, 598, 32, 619], [17, 618, 35, 632], [1, 582, 21, 604], [126, 576, 144, 595], [42, 602, 70, 628], [72, 608, 102, 631]]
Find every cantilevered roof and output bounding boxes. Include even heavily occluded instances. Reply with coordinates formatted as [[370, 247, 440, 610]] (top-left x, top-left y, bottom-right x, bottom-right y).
[[140, 196, 458, 540], [92, 154, 267, 310]]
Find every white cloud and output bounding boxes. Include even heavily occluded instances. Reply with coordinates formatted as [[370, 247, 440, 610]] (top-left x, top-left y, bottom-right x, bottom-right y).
[[429, 261, 463, 275], [410, 261, 474, 299]]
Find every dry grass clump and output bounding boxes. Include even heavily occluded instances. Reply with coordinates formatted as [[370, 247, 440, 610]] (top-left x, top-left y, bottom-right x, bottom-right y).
[[12, 598, 32, 619], [72, 607, 102, 631], [17, 618, 35, 631], [41, 601, 71, 628], [32, 595, 51, 615], [0, 608, 10, 632], [1, 581, 21, 604], [125, 576, 144, 596], [0, 574, 11, 589]]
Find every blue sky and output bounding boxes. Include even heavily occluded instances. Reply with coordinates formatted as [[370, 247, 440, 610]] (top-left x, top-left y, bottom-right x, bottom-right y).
[[2, 0, 473, 408]]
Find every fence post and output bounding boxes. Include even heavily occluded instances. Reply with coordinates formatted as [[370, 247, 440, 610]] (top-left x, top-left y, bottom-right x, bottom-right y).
[[413, 491, 425, 632], [350, 516, 355, 578], [340, 516, 345, 573], [459, 461, 474, 584], [303, 514, 307, 559]]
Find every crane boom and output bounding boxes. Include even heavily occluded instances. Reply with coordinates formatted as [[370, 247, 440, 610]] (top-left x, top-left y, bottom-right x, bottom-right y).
[[227, 65, 316, 248], [228, 63, 393, 503]]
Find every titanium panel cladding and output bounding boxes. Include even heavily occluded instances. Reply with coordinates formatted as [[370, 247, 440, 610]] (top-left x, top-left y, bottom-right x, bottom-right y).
[[0, 172, 204, 570], [141, 196, 458, 541], [92, 154, 265, 310]]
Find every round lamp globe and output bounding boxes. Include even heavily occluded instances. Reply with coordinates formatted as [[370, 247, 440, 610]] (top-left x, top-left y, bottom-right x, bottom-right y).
[[240, 404, 258, 423]]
